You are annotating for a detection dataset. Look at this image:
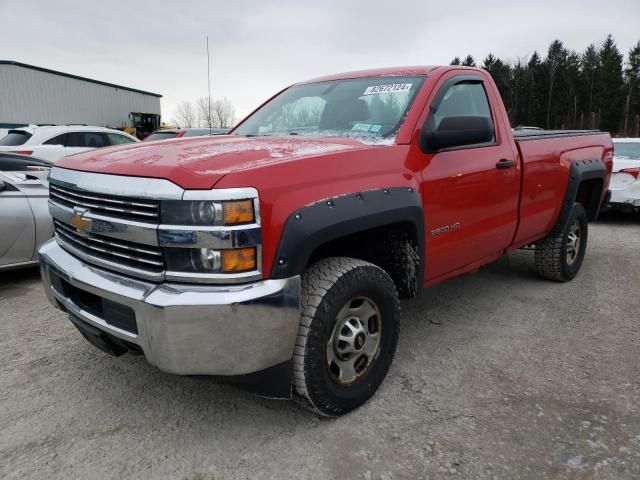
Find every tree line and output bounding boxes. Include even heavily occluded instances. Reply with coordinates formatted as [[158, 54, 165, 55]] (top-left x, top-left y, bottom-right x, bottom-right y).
[[173, 97, 236, 129], [450, 35, 640, 137]]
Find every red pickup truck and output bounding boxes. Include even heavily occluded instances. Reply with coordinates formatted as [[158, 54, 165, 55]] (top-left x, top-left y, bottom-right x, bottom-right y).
[[39, 66, 612, 416]]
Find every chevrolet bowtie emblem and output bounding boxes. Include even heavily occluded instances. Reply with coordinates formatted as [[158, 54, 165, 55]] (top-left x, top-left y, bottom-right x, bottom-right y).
[[70, 207, 91, 233]]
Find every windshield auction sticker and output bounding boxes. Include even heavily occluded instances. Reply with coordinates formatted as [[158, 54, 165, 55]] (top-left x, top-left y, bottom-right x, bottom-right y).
[[363, 83, 413, 95], [351, 123, 372, 132]]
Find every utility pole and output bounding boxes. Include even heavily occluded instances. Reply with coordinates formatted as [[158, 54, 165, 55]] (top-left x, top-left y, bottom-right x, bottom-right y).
[[207, 36, 212, 135]]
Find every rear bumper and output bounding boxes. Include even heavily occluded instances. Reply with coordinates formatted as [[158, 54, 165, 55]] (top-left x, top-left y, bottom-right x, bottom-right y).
[[39, 239, 301, 377], [609, 190, 640, 207], [609, 175, 640, 208]]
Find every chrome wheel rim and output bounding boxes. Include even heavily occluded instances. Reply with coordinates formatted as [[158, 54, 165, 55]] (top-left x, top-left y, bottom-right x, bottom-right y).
[[326, 296, 382, 385], [566, 219, 581, 265]]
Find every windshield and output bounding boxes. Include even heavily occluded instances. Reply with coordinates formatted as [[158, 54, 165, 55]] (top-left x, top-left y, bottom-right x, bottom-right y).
[[183, 129, 211, 137], [234, 76, 425, 143], [0, 131, 32, 146], [144, 131, 178, 142], [614, 142, 640, 160]]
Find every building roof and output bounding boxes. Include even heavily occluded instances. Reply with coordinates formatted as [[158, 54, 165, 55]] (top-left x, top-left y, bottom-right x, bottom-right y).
[[0, 60, 162, 98]]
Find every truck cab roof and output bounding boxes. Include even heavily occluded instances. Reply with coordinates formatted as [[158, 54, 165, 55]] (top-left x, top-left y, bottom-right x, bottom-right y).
[[297, 66, 441, 85]]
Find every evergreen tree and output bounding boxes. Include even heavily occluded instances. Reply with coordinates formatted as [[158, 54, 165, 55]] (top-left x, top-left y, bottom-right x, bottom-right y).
[[526, 51, 543, 126], [462, 55, 476, 67], [596, 34, 624, 132], [543, 40, 567, 129], [624, 41, 640, 136], [580, 43, 600, 124], [510, 58, 528, 126], [482, 53, 497, 70], [448, 35, 637, 134], [482, 54, 513, 118], [564, 51, 581, 128]]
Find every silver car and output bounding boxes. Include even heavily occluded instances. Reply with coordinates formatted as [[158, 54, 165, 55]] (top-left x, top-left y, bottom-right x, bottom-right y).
[[0, 170, 53, 270]]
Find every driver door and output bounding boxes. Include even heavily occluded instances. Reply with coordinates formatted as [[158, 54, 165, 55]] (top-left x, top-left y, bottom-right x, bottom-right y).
[[419, 73, 521, 281]]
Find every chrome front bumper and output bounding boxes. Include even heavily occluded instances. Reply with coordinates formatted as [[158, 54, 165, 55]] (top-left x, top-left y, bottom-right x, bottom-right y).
[[39, 239, 301, 376]]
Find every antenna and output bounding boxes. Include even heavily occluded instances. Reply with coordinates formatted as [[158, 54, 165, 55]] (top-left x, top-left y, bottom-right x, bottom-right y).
[[206, 36, 212, 135]]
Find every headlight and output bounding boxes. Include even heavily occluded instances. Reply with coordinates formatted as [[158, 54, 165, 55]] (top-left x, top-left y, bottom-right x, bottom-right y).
[[161, 200, 255, 226], [165, 247, 257, 274], [160, 188, 261, 282]]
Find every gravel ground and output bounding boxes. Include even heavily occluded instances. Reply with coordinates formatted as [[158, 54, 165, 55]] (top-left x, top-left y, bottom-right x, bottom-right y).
[[1, 212, 639, 480]]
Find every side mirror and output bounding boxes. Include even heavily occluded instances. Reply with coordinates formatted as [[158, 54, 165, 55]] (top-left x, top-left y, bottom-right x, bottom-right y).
[[420, 115, 494, 153], [0, 180, 5, 192]]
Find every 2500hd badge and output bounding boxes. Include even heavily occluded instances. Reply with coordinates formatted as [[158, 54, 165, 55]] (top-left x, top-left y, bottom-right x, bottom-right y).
[[431, 222, 461, 236]]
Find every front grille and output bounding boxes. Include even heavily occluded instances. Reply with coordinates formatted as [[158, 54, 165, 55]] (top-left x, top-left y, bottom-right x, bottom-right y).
[[49, 179, 165, 280], [49, 183, 159, 223], [54, 220, 164, 274]]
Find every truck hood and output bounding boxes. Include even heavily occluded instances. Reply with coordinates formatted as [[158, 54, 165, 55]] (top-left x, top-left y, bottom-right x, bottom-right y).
[[55, 135, 373, 189]]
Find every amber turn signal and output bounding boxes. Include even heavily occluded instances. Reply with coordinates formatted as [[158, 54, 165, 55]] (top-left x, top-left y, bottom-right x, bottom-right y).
[[223, 200, 254, 225], [222, 247, 257, 273]]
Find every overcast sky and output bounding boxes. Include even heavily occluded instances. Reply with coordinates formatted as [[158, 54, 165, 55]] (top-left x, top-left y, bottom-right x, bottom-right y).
[[1, 0, 638, 123]]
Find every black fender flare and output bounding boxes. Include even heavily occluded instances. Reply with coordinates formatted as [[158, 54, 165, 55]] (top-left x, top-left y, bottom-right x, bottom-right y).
[[270, 187, 425, 281], [551, 159, 607, 236]]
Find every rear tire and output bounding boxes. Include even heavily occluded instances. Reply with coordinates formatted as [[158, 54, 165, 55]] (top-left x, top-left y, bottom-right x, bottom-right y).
[[293, 257, 400, 417], [535, 203, 588, 282]]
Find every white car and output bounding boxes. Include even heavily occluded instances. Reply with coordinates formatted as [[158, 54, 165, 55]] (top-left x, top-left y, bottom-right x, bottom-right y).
[[610, 138, 640, 211], [0, 125, 138, 163]]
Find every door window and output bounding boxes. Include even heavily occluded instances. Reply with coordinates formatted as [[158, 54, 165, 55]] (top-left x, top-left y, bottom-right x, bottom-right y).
[[106, 133, 136, 145], [43, 134, 67, 146], [432, 82, 494, 133], [66, 132, 107, 148]]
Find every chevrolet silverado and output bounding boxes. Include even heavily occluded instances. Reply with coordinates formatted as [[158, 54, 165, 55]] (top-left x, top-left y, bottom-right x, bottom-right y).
[[39, 66, 613, 416]]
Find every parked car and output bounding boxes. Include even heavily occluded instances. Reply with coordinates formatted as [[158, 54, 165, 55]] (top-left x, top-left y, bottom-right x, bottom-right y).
[[609, 138, 640, 211], [143, 127, 228, 142], [39, 65, 612, 416], [0, 152, 51, 171], [1, 170, 53, 271], [0, 125, 138, 163]]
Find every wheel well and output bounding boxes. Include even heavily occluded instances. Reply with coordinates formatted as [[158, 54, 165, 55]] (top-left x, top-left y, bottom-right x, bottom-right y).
[[575, 178, 603, 221], [306, 222, 422, 298]]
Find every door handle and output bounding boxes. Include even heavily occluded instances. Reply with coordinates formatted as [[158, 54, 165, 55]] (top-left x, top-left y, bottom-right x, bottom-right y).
[[496, 159, 514, 169]]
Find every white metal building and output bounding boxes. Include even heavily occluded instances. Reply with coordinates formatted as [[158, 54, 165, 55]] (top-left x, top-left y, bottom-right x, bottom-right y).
[[0, 61, 162, 129]]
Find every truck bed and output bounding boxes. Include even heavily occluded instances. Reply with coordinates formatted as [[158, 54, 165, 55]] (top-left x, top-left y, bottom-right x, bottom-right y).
[[510, 130, 612, 248]]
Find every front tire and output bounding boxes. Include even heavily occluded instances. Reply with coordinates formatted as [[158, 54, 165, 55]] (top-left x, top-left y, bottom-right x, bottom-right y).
[[535, 203, 588, 282], [293, 257, 400, 417]]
